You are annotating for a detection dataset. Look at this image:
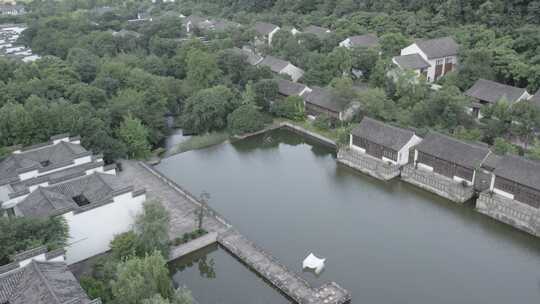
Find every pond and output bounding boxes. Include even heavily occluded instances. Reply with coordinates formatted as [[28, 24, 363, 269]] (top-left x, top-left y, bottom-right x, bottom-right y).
[[160, 129, 540, 304]]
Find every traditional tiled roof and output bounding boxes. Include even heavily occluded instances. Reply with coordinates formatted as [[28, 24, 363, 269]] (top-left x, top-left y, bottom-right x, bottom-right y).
[[277, 79, 308, 97], [347, 34, 379, 48], [254, 22, 279, 36], [352, 117, 417, 151], [493, 155, 540, 192], [304, 86, 348, 113], [16, 173, 127, 218], [0, 261, 94, 304], [415, 37, 459, 59], [303, 25, 331, 39], [465, 79, 528, 105], [0, 140, 89, 183], [258, 55, 289, 73], [415, 132, 490, 169], [393, 54, 431, 70]]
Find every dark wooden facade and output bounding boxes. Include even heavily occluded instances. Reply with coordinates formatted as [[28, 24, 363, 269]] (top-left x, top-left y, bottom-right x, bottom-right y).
[[417, 151, 474, 182], [352, 135, 397, 161], [494, 176, 540, 208], [305, 102, 340, 120]]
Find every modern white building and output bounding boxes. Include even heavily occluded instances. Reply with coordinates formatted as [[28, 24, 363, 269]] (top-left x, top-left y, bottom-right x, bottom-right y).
[[395, 37, 459, 82]]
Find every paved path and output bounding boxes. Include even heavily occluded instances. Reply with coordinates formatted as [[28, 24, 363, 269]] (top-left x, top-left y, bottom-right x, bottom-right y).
[[118, 160, 350, 304], [168, 232, 218, 261]]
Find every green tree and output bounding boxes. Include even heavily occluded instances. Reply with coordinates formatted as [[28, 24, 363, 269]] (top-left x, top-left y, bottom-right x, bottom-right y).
[[67, 48, 99, 83], [271, 95, 305, 120], [110, 231, 139, 261], [528, 139, 540, 160], [492, 137, 518, 155], [186, 49, 221, 92], [0, 217, 68, 265], [357, 88, 395, 121], [379, 33, 410, 58], [227, 104, 269, 135], [134, 200, 170, 257], [252, 79, 279, 111], [116, 115, 152, 159], [111, 252, 174, 304], [181, 86, 237, 133]]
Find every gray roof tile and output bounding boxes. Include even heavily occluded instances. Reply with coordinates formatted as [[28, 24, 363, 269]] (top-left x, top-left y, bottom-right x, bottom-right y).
[[0, 141, 88, 182], [415, 37, 459, 59], [0, 261, 93, 304], [254, 22, 279, 36], [258, 55, 289, 73], [348, 34, 378, 48], [465, 79, 528, 105], [494, 155, 540, 192], [393, 54, 431, 70], [16, 173, 126, 218], [415, 132, 490, 169], [352, 117, 416, 151], [304, 86, 348, 113], [303, 25, 331, 39], [277, 79, 307, 97]]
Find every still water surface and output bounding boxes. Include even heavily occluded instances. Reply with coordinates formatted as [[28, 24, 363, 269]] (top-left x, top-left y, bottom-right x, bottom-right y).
[[159, 129, 540, 304]]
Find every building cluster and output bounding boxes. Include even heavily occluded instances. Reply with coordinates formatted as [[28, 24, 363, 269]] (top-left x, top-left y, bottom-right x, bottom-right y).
[[0, 246, 101, 304], [340, 116, 540, 237], [0, 24, 39, 62], [0, 3, 25, 16], [0, 134, 147, 265]]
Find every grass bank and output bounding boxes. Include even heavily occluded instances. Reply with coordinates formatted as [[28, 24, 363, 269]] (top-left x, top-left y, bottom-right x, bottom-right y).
[[172, 132, 230, 155]]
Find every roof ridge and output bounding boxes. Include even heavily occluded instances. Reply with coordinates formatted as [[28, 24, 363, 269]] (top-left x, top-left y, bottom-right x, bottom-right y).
[[92, 172, 113, 193], [30, 260, 63, 304]]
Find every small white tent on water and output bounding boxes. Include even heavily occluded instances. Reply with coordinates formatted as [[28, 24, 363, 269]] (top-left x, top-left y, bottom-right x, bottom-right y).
[[302, 253, 326, 274]]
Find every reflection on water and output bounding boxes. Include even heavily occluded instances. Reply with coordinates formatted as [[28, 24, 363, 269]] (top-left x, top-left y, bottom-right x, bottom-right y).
[[169, 244, 292, 304], [161, 129, 540, 304]]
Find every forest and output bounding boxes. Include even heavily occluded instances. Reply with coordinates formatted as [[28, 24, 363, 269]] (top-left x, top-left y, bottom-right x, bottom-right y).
[[0, 0, 539, 161]]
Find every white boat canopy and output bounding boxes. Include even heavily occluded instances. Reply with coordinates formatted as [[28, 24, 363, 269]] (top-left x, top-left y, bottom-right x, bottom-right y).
[[302, 253, 326, 274]]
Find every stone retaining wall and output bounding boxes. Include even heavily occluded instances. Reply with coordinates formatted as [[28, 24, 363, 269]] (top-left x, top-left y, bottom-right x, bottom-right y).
[[401, 164, 475, 203], [477, 192, 540, 237], [337, 148, 401, 181]]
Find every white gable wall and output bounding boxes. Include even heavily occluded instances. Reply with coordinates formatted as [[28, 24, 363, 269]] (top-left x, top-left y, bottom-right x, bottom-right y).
[[397, 135, 423, 166], [268, 27, 280, 45], [63, 191, 146, 264]]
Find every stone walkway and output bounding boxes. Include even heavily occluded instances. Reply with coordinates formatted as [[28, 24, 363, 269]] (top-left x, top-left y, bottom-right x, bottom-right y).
[[118, 161, 229, 239]]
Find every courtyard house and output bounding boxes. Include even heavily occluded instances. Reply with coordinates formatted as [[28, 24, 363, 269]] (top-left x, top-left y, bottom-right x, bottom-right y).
[[258, 55, 304, 82]]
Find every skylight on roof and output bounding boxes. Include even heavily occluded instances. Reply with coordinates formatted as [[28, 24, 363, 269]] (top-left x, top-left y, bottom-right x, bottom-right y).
[[72, 194, 90, 207]]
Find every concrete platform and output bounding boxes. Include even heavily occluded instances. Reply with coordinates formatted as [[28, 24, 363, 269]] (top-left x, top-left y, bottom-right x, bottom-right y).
[[477, 191, 540, 237], [401, 164, 475, 203], [337, 148, 401, 181]]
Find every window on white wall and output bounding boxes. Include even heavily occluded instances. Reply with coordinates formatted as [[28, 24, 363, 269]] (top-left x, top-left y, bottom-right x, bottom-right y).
[[436, 59, 444, 65]]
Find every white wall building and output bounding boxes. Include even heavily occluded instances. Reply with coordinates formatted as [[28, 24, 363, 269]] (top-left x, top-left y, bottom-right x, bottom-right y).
[[397, 37, 459, 83]]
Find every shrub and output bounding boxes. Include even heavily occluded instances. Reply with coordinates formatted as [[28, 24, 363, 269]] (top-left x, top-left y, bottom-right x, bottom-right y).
[[271, 96, 305, 121], [227, 104, 270, 135], [313, 113, 333, 130]]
